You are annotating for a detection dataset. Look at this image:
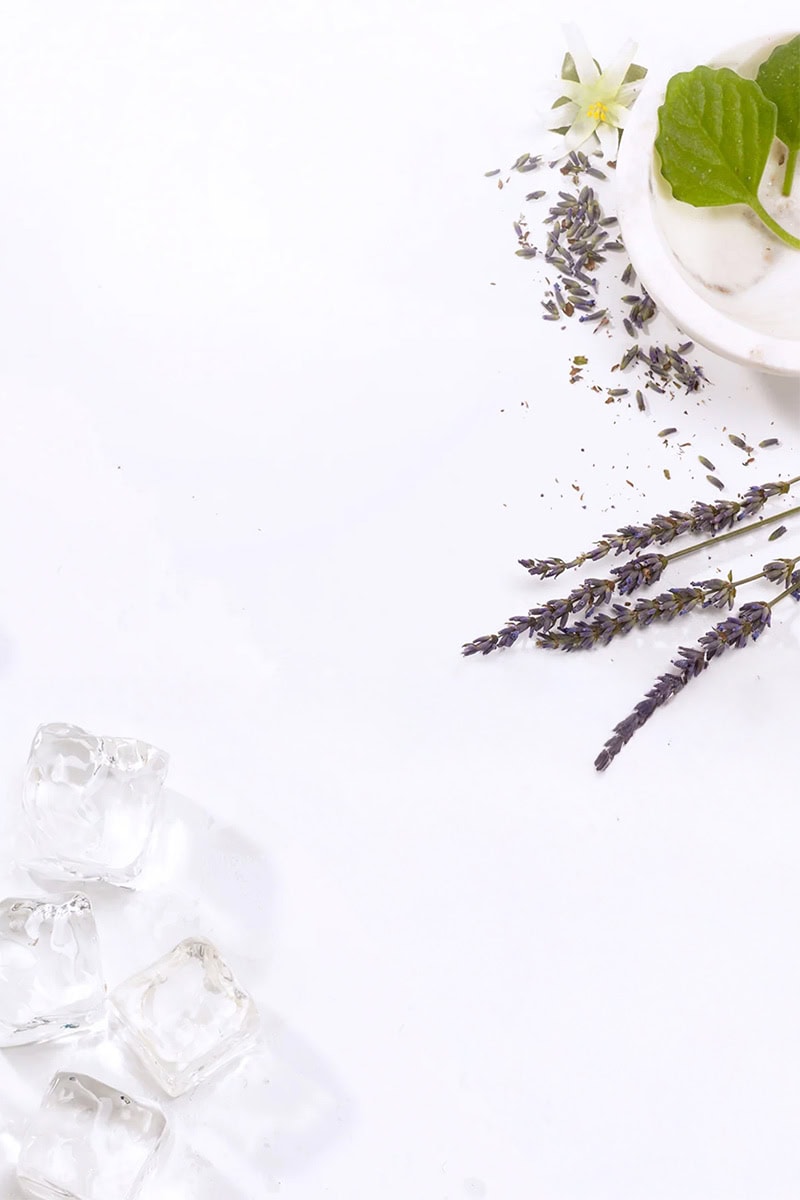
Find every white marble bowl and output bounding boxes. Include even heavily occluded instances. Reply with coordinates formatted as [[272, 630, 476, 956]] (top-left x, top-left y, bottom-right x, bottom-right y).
[[617, 32, 800, 377]]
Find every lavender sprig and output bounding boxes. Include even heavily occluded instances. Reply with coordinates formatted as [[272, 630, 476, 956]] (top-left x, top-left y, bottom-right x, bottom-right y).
[[462, 554, 670, 657], [594, 595, 786, 772], [537, 581, 730, 652], [539, 561, 793, 654], [463, 477, 800, 770], [463, 549, 772, 658], [462, 576, 615, 656], [519, 477, 800, 578]]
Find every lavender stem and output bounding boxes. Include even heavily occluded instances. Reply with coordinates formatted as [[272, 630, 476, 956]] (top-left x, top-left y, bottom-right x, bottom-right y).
[[665, 503, 800, 563]]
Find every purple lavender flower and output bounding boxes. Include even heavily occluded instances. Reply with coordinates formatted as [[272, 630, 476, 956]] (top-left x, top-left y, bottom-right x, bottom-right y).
[[763, 559, 797, 586], [594, 601, 772, 771], [538, 582, 731, 652], [690, 576, 736, 608], [519, 478, 796, 578], [610, 553, 667, 596], [462, 577, 615, 656]]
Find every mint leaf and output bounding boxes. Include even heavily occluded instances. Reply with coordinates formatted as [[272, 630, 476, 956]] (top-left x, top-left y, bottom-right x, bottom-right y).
[[656, 66, 776, 205], [756, 34, 800, 196], [656, 65, 800, 250]]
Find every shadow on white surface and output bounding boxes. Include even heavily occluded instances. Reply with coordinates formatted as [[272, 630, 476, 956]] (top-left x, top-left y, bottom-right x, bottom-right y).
[[172, 1023, 352, 1185], [756, 371, 800, 428], [141, 1148, 255, 1200]]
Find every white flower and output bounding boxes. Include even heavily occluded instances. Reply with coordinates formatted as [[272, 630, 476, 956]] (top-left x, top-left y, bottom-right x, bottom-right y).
[[550, 25, 644, 160]]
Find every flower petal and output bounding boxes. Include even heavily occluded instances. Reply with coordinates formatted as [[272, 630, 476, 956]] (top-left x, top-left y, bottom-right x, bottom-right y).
[[562, 23, 599, 85], [605, 102, 630, 129], [616, 79, 645, 105], [596, 120, 620, 159], [563, 113, 599, 154], [599, 39, 638, 95], [550, 100, 580, 121], [555, 79, 585, 102]]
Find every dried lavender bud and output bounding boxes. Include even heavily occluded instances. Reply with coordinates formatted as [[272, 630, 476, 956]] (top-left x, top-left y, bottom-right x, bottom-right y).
[[759, 438, 779, 448], [728, 434, 749, 451], [768, 525, 787, 541], [513, 153, 542, 173], [657, 427, 677, 438], [690, 576, 737, 608], [706, 475, 725, 490], [698, 455, 716, 471], [763, 558, 797, 585], [610, 553, 668, 596], [595, 601, 772, 770]]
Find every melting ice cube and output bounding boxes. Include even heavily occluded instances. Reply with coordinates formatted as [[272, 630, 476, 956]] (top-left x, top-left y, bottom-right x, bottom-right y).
[[110, 938, 259, 1097], [23, 724, 168, 886], [16, 1071, 167, 1200], [0, 892, 105, 1047]]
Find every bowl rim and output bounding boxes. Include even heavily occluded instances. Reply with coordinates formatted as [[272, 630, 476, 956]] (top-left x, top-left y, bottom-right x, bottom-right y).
[[616, 32, 800, 378]]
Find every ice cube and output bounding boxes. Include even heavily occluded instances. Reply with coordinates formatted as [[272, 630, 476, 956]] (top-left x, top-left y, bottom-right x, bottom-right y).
[[23, 724, 169, 886], [110, 938, 259, 1097], [0, 893, 106, 1047], [16, 1071, 167, 1200]]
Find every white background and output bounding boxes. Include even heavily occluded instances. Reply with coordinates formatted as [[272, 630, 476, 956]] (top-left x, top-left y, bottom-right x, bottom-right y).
[[0, 3, 799, 1198]]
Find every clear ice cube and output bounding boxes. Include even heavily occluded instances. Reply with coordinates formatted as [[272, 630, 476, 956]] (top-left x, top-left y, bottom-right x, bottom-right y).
[[110, 938, 259, 1097], [23, 723, 169, 886], [0, 893, 106, 1047], [16, 1071, 167, 1200]]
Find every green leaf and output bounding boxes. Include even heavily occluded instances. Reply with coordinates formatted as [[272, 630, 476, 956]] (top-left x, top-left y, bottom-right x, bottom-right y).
[[656, 66, 776, 206], [622, 62, 648, 86], [560, 51, 580, 84], [656, 65, 800, 250], [756, 34, 800, 195]]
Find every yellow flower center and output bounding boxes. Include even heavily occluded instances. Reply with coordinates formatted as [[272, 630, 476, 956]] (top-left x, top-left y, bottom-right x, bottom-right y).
[[587, 101, 609, 123]]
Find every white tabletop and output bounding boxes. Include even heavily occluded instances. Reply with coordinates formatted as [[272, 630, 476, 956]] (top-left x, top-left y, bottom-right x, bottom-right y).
[[0, 4, 799, 1198]]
